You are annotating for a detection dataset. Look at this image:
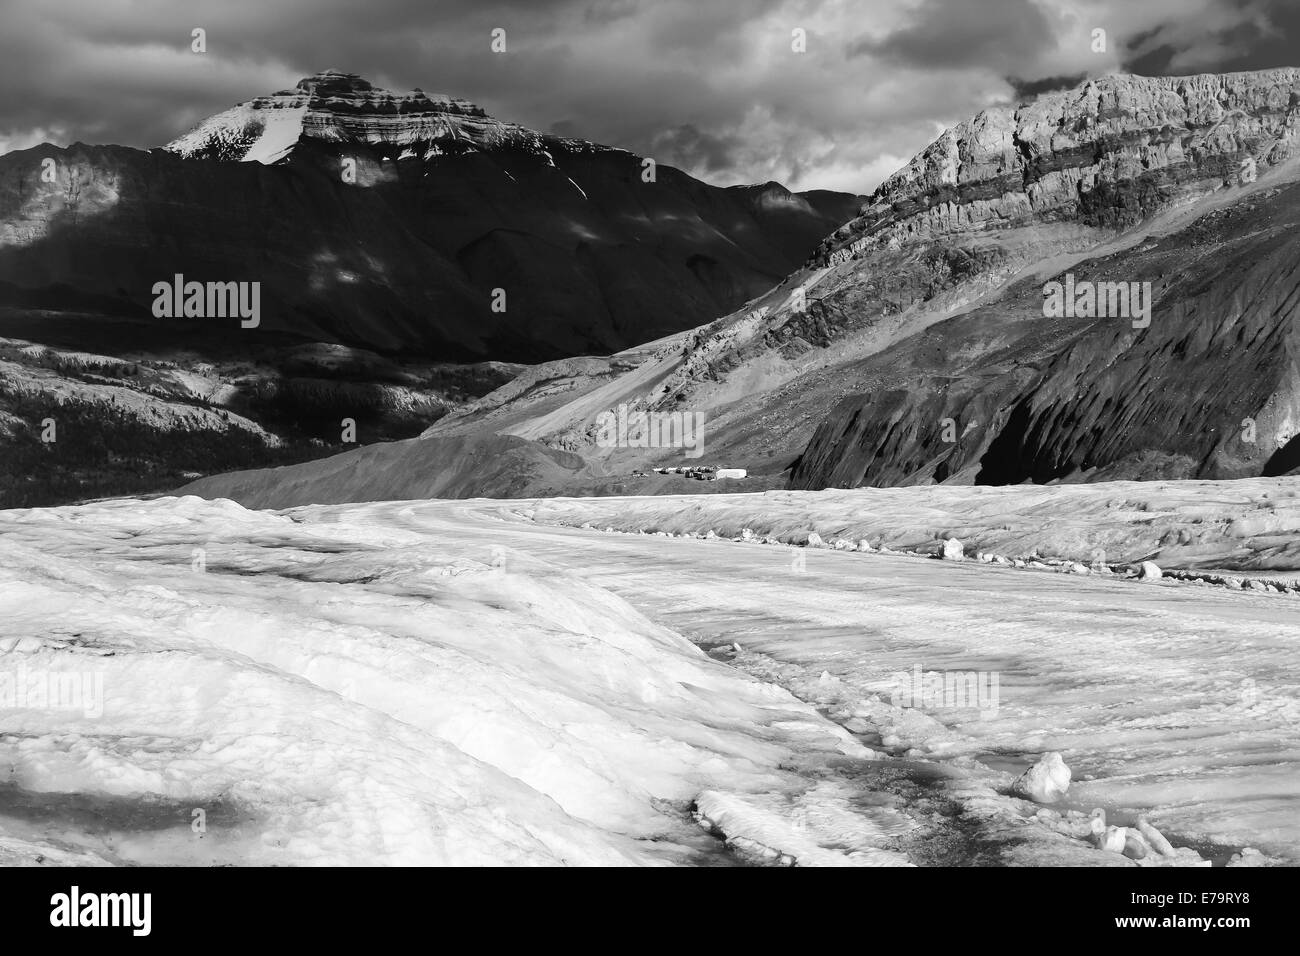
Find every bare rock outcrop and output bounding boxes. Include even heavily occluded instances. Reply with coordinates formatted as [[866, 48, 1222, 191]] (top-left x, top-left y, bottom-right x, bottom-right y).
[[816, 70, 1300, 266]]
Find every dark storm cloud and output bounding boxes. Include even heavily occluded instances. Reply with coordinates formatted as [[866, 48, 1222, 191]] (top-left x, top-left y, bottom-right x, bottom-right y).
[[0, 0, 605, 148], [0, 0, 1297, 193], [1007, 73, 1090, 101], [847, 0, 1056, 71], [650, 124, 743, 175], [1124, 44, 1180, 77], [1121, 0, 1300, 75]]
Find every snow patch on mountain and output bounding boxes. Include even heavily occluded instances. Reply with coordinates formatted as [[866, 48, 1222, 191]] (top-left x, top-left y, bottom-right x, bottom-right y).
[[164, 69, 567, 164]]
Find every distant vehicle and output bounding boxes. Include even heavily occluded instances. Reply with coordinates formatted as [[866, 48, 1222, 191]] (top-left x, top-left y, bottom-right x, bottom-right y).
[[652, 465, 747, 481]]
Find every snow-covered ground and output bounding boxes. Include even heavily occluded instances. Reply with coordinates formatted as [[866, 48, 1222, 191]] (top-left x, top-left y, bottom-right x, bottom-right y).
[[2, 483, 1297, 866], [0, 496, 897, 866], [518, 478, 1300, 573]]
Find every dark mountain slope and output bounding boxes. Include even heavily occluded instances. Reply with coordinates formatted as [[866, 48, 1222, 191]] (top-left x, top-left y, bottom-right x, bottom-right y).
[[0, 72, 861, 364]]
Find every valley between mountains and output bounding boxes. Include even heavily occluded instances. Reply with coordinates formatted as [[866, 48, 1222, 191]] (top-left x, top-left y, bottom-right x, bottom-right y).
[[180, 68, 1300, 509]]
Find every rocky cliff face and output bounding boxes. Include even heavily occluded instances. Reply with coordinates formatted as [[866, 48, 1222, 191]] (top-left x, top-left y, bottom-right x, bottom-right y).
[[637, 68, 1300, 490], [816, 69, 1300, 266], [596, 73, 1300, 432], [781, 70, 1300, 490]]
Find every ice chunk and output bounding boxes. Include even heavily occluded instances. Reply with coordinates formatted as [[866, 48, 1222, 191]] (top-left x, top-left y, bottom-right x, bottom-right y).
[[1136, 817, 1176, 858], [1011, 752, 1072, 804]]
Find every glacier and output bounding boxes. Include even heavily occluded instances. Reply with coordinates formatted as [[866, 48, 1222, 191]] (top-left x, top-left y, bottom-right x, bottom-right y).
[[1, 487, 1296, 866]]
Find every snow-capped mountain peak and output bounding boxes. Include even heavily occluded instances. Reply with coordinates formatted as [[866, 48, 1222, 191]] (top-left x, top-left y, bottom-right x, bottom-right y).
[[164, 69, 543, 163]]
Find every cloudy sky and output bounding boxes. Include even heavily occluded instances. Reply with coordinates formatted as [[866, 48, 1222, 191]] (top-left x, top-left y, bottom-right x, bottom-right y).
[[1, 0, 1297, 193]]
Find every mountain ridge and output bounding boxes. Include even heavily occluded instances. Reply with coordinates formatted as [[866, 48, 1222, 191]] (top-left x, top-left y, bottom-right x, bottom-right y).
[[0, 70, 864, 363], [165, 69, 562, 164], [815, 67, 1300, 266]]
